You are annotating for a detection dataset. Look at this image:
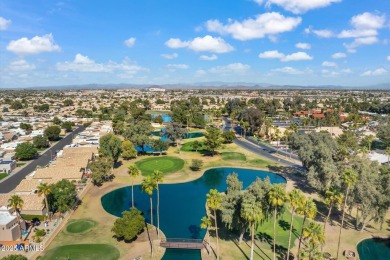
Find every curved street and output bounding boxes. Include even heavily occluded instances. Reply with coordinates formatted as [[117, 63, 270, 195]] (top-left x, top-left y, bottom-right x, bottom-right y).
[[222, 116, 302, 168]]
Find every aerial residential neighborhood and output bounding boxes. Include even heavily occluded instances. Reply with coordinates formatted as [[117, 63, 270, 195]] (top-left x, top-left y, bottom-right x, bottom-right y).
[[0, 87, 388, 260], [1, 0, 390, 259]]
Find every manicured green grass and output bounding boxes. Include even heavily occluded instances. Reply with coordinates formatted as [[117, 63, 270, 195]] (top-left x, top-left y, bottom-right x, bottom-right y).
[[135, 156, 185, 176], [256, 209, 304, 249], [249, 158, 269, 165], [181, 141, 206, 152], [66, 219, 96, 234], [0, 173, 8, 180], [221, 152, 246, 161], [16, 162, 26, 167], [39, 244, 120, 260]]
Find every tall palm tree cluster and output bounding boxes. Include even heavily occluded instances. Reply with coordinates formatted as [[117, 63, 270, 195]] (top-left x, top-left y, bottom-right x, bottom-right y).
[[128, 165, 163, 258], [201, 174, 323, 260]]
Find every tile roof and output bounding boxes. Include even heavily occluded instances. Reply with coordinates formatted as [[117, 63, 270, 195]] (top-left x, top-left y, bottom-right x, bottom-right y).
[[14, 179, 58, 193], [34, 166, 84, 180], [0, 194, 44, 211]]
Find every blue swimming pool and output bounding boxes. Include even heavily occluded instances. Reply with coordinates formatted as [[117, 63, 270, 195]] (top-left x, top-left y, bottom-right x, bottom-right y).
[[101, 167, 286, 259]]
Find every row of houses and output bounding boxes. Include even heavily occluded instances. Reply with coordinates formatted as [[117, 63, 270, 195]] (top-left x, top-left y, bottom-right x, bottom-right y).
[[0, 146, 98, 241]]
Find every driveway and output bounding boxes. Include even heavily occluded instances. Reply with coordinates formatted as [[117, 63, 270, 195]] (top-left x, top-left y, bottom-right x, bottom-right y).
[[0, 126, 85, 193]]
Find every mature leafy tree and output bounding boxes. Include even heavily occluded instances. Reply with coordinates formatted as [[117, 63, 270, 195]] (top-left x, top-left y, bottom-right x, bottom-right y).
[[90, 157, 113, 185], [34, 103, 50, 112], [221, 173, 246, 243], [123, 121, 153, 153], [63, 99, 74, 106], [152, 170, 163, 238], [44, 126, 61, 141], [377, 122, 390, 147], [61, 121, 74, 132], [268, 184, 286, 260], [190, 159, 203, 171], [171, 98, 205, 127], [99, 133, 122, 162], [8, 195, 24, 239], [241, 192, 264, 260], [111, 208, 145, 241], [222, 131, 236, 143], [296, 198, 317, 259], [336, 169, 357, 259], [164, 122, 187, 152], [206, 189, 222, 260], [52, 116, 62, 125], [286, 189, 305, 260], [192, 140, 202, 152], [10, 101, 23, 110], [152, 115, 163, 124], [121, 140, 137, 160], [48, 180, 77, 213], [360, 135, 375, 152], [15, 142, 38, 160], [237, 107, 264, 135], [151, 139, 169, 155], [37, 183, 51, 219], [33, 135, 49, 149], [290, 132, 341, 191], [204, 127, 223, 156], [20, 123, 32, 132], [128, 165, 140, 208], [337, 130, 359, 152]]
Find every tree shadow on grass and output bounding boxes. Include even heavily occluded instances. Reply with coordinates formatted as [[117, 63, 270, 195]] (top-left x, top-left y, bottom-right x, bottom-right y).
[[267, 165, 317, 195], [278, 220, 290, 231]]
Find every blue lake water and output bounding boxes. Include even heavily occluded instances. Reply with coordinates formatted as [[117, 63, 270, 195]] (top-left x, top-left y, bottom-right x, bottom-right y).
[[101, 167, 286, 259], [137, 132, 204, 152], [357, 238, 390, 260]]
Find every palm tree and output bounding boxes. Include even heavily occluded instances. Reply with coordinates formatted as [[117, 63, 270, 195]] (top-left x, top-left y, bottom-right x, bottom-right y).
[[141, 176, 157, 257], [268, 184, 286, 260], [200, 216, 212, 254], [128, 165, 140, 208], [286, 189, 305, 260], [206, 189, 222, 260], [241, 193, 264, 260], [296, 198, 317, 259], [323, 186, 343, 234], [336, 169, 357, 259], [8, 194, 24, 240], [152, 170, 163, 238], [300, 222, 325, 259], [37, 182, 51, 220]]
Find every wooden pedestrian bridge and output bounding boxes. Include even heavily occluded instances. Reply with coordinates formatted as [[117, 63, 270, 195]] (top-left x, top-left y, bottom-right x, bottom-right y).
[[160, 238, 205, 250]]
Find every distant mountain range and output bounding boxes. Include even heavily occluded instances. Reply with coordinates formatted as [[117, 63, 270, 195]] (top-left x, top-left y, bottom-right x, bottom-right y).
[[11, 82, 390, 90]]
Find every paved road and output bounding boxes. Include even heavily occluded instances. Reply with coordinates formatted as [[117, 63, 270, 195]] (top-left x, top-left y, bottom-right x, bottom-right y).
[[0, 126, 85, 193], [222, 117, 302, 168]]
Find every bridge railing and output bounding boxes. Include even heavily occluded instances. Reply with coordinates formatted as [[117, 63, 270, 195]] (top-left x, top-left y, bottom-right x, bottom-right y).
[[162, 238, 203, 244]]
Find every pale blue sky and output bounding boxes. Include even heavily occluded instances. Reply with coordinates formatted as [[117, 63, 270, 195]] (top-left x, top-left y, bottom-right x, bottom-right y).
[[0, 0, 389, 88]]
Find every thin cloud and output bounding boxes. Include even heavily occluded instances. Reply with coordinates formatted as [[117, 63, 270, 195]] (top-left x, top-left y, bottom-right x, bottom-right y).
[[124, 37, 136, 48], [165, 35, 234, 53], [206, 12, 301, 41], [259, 50, 313, 61]]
